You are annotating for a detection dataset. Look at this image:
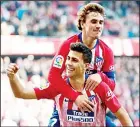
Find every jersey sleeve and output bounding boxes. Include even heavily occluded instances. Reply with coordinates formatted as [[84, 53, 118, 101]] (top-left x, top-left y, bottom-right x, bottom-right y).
[[34, 83, 59, 100], [94, 81, 121, 113], [47, 39, 80, 101], [98, 47, 116, 91]]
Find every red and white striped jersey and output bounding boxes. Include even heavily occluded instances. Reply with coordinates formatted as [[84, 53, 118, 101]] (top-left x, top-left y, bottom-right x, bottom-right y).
[[34, 80, 121, 126], [48, 32, 116, 102], [55, 89, 106, 126]]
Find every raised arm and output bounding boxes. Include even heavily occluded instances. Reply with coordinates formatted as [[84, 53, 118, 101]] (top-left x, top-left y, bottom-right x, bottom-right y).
[[6, 63, 37, 99], [6, 63, 58, 100]]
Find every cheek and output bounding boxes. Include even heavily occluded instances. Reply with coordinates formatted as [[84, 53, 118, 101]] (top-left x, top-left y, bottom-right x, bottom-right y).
[[79, 65, 85, 72], [85, 26, 92, 33], [100, 25, 104, 29], [84, 23, 91, 29], [87, 24, 93, 28], [87, 24, 95, 32]]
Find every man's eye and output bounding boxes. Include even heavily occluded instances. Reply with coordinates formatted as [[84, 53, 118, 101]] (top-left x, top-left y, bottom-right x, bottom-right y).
[[100, 21, 104, 24], [91, 21, 96, 24], [72, 59, 78, 62]]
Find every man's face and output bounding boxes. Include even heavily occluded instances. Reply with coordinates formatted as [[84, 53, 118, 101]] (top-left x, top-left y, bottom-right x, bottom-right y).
[[82, 12, 104, 39], [65, 50, 86, 78]]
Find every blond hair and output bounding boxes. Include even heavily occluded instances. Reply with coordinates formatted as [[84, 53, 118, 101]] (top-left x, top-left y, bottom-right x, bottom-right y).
[[77, 3, 105, 30]]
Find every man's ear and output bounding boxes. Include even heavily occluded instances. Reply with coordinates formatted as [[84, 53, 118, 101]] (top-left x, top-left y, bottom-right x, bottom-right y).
[[81, 21, 84, 29], [85, 63, 89, 70]]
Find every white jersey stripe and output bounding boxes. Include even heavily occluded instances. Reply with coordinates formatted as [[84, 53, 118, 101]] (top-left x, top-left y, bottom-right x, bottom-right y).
[[99, 45, 103, 58], [89, 48, 95, 69], [54, 89, 106, 126]]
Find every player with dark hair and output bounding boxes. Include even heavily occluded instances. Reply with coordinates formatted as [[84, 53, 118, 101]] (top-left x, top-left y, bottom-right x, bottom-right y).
[[7, 42, 133, 126], [47, 3, 118, 127]]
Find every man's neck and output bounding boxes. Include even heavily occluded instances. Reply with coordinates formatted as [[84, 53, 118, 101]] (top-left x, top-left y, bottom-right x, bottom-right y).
[[69, 75, 85, 92], [82, 32, 97, 49]]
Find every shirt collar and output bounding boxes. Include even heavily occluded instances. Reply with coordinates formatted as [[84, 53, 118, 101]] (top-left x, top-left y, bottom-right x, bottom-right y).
[[78, 32, 99, 49]]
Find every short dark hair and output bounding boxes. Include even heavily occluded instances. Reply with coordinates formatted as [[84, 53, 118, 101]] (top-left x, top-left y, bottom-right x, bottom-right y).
[[70, 42, 92, 63]]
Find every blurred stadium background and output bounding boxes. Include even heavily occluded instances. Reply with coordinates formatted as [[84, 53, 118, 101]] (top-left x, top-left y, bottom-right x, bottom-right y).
[[1, 1, 139, 126]]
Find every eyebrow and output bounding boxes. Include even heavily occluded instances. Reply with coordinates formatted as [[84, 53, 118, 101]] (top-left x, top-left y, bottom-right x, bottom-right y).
[[68, 56, 79, 61], [71, 57, 79, 61], [91, 19, 104, 22]]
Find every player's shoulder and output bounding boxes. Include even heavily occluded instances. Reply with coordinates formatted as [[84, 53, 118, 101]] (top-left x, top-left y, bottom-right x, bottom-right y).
[[57, 34, 79, 53], [64, 34, 79, 45], [99, 39, 113, 54]]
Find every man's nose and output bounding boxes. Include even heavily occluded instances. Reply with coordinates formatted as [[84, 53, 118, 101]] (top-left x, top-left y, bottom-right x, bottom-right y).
[[66, 59, 72, 66], [96, 22, 101, 29]]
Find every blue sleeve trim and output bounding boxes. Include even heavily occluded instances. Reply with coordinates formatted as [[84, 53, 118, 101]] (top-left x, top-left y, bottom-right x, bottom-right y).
[[103, 71, 116, 81]]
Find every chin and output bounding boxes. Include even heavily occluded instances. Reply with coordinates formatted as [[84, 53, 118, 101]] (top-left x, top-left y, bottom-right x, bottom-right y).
[[68, 74, 75, 79], [66, 73, 72, 78], [89, 34, 99, 39], [94, 34, 101, 39], [95, 36, 99, 39]]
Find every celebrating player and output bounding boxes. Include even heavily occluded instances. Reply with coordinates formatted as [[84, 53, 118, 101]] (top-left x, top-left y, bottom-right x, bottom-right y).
[[7, 43, 133, 126], [47, 2, 117, 126]]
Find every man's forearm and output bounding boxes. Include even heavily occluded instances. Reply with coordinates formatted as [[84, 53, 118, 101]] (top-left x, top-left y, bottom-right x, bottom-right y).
[[114, 107, 133, 126], [8, 74, 25, 98], [98, 72, 115, 91]]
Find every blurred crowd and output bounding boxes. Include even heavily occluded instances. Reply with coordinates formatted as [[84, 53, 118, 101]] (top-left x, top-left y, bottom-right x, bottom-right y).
[[1, 56, 54, 126], [1, 56, 139, 126], [1, 1, 139, 38]]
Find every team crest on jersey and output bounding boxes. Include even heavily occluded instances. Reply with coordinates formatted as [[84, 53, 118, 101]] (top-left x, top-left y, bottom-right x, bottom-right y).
[[88, 95, 96, 101], [109, 65, 115, 71], [95, 57, 104, 71], [106, 90, 115, 101], [88, 95, 97, 105], [53, 55, 64, 69]]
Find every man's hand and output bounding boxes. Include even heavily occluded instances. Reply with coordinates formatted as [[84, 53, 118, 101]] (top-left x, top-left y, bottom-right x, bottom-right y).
[[85, 73, 102, 90], [75, 95, 94, 113], [6, 63, 19, 79]]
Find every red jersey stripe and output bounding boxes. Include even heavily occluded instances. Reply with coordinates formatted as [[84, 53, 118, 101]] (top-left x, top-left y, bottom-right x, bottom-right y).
[[59, 95, 65, 110]]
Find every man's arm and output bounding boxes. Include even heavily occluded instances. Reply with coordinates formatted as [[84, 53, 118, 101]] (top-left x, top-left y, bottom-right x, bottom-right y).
[[7, 63, 37, 99], [98, 47, 116, 91], [114, 107, 133, 126], [7, 62, 94, 112], [6, 63, 58, 100], [94, 82, 133, 126], [85, 48, 116, 91]]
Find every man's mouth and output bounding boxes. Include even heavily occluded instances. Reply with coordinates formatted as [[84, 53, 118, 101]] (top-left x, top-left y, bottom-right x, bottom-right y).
[[67, 67, 74, 72], [93, 30, 100, 32]]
